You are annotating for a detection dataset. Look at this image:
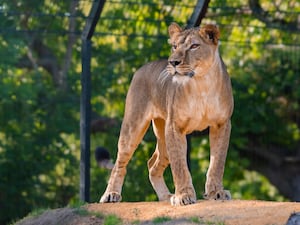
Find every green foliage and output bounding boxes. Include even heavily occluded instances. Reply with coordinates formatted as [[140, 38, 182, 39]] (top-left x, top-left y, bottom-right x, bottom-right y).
[[8, 208, 49, 225], [0, 1, 82, 224], [152, 216, 172, 224], [68, 200, 87, 209], [24, 208, 50, 219], [205, 221, 225, 225], [0, 0, 299, 224], [103, 214, 122, 225], [0, 65, 79, 222], [73, 207, 103, 219], [189, 217, 201, 223]]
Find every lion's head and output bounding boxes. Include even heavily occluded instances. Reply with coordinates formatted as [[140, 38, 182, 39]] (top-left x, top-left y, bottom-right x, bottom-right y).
[[166, 23, 220, 78]]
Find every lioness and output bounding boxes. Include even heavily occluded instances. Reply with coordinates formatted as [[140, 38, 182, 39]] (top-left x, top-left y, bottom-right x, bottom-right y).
[[100, 23, 234, 206]]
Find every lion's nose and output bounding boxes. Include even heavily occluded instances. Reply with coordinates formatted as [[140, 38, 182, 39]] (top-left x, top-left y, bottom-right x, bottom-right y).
[[169, 60, 181, 67]]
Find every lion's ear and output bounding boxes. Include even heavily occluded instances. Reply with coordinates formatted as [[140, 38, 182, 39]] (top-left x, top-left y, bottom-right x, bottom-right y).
[[168, 22, 182, 38], [200, 24, 220, 45]]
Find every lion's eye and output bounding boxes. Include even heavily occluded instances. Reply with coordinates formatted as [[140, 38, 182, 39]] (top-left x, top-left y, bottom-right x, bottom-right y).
[[172, 45, 177, 50], [190, 44, 200, 49]]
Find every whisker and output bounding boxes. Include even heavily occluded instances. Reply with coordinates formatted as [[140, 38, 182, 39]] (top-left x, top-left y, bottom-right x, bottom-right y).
[[158, 69, 171, 87]]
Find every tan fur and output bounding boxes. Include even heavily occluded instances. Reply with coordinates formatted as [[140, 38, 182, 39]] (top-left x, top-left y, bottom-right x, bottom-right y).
[[100, 23, 234, 206]]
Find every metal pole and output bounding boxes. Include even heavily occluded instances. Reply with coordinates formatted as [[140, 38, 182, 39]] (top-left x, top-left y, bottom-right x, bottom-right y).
[[186, 0, 210, 28], [80, 0, 106, 203], [80, 39, 91, 202], [186, 0, 210, 171]]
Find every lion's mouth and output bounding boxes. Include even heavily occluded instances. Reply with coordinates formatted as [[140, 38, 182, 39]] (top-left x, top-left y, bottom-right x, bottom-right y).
[[174, 71, 194, 78], [167, 64, 195, 78], [186, 71, 195, 77]]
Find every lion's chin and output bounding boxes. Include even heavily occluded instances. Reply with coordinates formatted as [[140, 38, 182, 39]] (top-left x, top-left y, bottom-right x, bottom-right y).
[[172, 73, 193, 85]]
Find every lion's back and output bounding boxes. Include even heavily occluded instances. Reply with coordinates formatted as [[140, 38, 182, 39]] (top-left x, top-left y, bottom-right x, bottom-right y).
[[132, 59, 168, 82], [127, 59, 168, 101]]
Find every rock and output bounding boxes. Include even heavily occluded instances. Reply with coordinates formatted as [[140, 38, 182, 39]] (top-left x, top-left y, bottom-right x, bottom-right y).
[[286, 212, 300, 225]]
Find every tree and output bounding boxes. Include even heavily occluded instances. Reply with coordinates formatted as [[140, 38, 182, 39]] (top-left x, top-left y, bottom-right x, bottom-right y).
[[0, 0, 299, 224], [0, 0, 83, 223], [204, 0, 300, 201]]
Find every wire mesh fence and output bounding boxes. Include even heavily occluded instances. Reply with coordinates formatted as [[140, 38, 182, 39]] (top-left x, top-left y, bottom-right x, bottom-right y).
[[0, 0, 300, 223]]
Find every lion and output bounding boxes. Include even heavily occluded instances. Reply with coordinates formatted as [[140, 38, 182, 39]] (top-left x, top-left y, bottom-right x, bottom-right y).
[[100, 23, 234, 206]]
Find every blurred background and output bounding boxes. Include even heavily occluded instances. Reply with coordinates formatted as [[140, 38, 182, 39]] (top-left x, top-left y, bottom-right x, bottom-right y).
[[0, 0, 299, 224]]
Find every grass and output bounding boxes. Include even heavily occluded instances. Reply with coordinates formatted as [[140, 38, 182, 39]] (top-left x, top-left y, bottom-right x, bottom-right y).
[[68, 200, 87, 209], [104, 214, 122, 225], [189, 216, 202, 223], [68, 200, 121, 225], [188, 217, 226, 225], [204, 220, 225, 225], [27, 208, 50, 218], [152, 216, 172, 224], [9, 208, 50, 225], [71, 204, 104, 219]]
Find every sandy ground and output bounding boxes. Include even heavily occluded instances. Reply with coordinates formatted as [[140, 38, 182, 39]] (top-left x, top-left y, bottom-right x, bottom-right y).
[[16, 200, 300, 225], [87, 200, 300, 225]]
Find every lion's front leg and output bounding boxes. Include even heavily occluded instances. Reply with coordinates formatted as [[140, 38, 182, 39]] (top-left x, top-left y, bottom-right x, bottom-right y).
[[165, 124, 196, 206], [204, 120, 231, 200], [100, 117, 151, 203]]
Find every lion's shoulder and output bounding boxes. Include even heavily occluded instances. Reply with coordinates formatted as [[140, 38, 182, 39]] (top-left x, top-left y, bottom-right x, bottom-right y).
[[135, 59, 168, 75]]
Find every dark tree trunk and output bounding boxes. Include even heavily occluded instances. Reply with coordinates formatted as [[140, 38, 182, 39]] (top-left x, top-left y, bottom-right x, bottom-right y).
[[240, 144, 300, 201], [248, 0, 299, 32]]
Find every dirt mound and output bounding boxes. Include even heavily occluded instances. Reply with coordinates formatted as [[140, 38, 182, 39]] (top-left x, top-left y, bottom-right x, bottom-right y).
[[87, 200, 300, 225], [15, 208, 104, 225], [15, 200, 300, 225]]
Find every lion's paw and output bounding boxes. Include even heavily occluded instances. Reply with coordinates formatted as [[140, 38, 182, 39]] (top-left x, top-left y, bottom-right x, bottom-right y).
[[99, 192, 122, 203], [203, 190, 231, 200], [170, 194, 196, 206]]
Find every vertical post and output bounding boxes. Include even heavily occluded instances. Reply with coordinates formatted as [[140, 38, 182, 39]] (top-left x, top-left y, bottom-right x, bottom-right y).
[[186, 134, 192, 171], [186, 0, 210, 171], [186, 0, 210, 28], [80, 0, 106, 203], [80, 39, 91, 202]]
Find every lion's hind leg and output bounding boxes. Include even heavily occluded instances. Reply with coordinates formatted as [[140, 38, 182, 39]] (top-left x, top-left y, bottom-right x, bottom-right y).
[[148, 118, 171, 201]]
